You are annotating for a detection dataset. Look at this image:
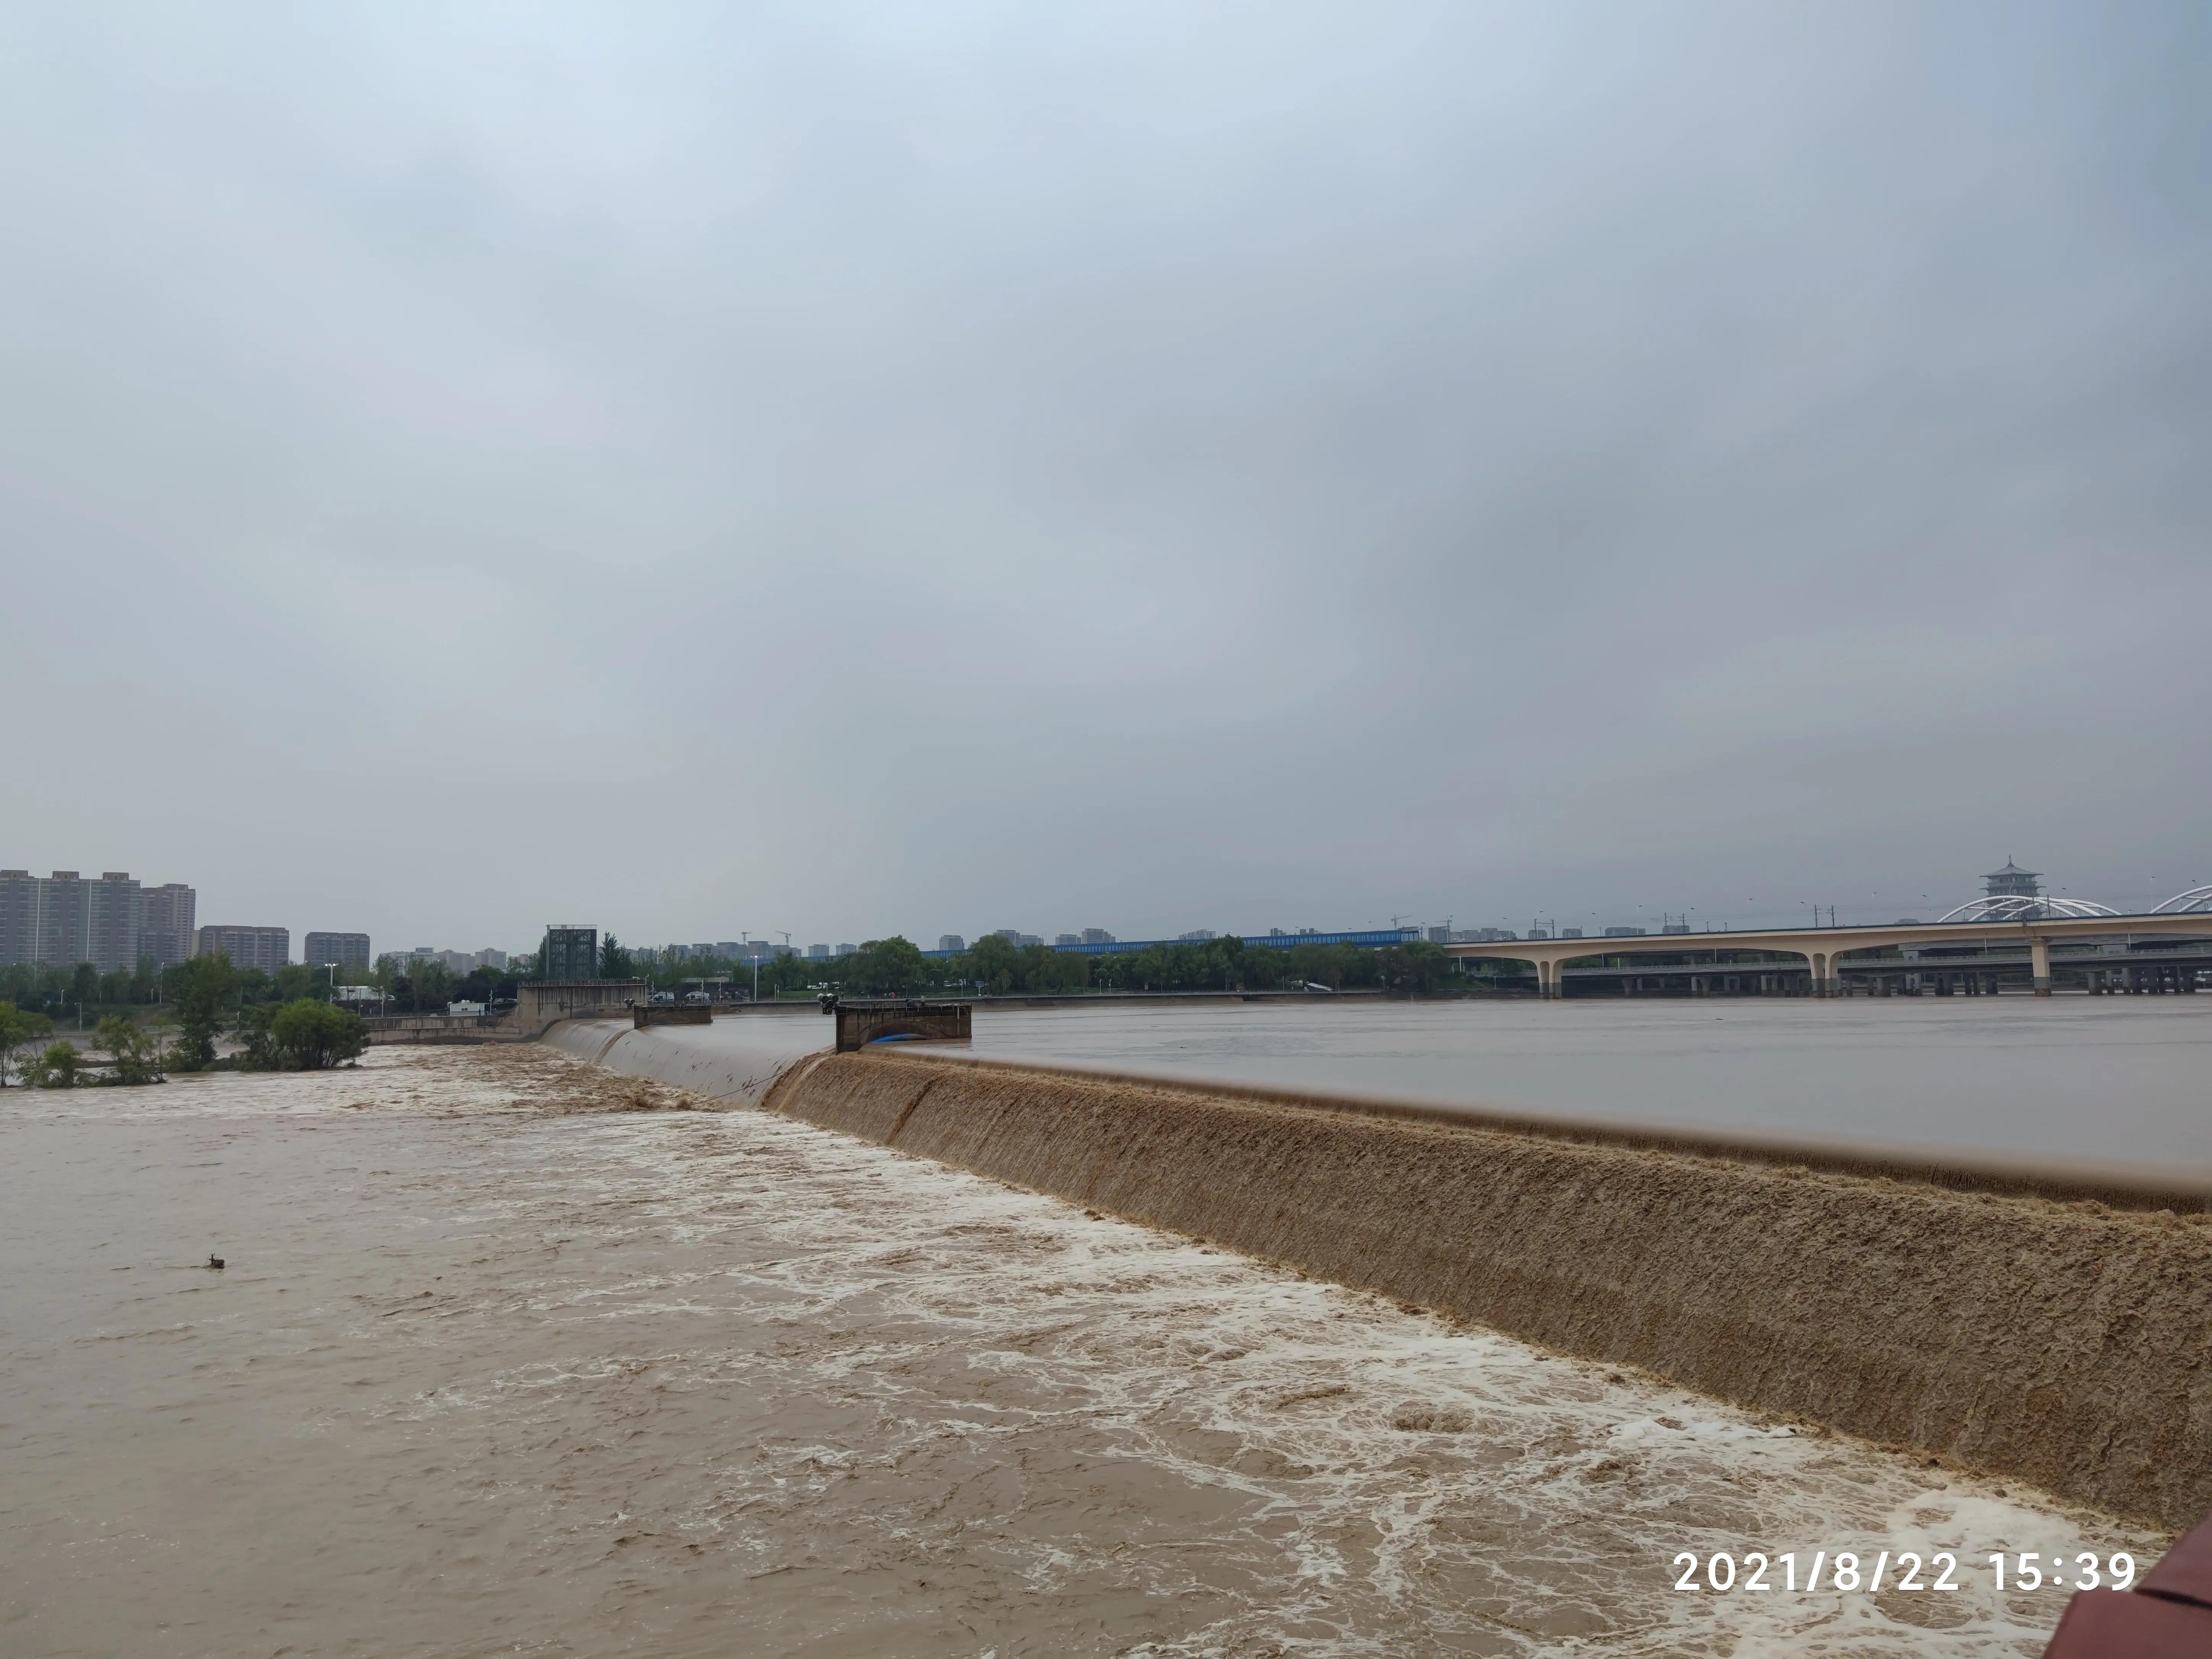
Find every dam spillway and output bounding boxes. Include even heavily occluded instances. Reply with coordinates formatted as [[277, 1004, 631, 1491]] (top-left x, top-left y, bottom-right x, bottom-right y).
[[552, 1002, 2212, 1531]]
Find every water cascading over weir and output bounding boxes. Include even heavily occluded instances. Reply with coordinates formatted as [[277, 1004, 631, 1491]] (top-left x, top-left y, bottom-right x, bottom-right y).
[[545, 1008, 2212, 1533]]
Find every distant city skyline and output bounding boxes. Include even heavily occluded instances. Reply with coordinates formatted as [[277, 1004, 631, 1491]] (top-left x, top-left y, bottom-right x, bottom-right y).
[[8, 849, 2210, 979]]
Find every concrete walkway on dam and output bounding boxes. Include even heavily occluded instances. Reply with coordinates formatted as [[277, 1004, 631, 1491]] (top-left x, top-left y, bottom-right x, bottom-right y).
[[555, 994, 2212, 1182]]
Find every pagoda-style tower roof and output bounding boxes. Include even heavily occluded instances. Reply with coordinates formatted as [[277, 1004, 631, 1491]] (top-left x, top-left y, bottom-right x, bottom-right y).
[[1983, 859, 2042, 897]]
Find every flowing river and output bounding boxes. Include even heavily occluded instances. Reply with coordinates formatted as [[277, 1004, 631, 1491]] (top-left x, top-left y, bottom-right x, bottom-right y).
[[949, 995, 2212, 1174], [0, 1044, 2159, 1657]]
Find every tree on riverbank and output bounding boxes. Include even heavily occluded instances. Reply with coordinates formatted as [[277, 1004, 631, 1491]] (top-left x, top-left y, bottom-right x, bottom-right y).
[[167, 954, 238, 1071], [239, 999, 370, 1070], [26, 1041, 80, 1087], [94, 1015, 165, 1085], [0, 1004, 54, 1086]]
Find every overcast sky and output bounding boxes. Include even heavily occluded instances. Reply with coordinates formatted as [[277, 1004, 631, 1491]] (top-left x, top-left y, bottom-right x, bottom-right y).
[[3, 3, 2207, 952]]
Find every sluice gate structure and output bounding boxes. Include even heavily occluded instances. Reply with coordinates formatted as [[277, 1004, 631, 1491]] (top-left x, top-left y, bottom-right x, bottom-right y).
[[831, 998, 973, 1052], [370, 980, 648, 1044]]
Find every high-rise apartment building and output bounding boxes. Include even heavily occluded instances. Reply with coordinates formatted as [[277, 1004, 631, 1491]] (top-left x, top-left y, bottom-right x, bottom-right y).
[[541, 925, 598, 981], [140, 884, 196, 969], [36, 872, 89, 968], [194, 925, 290, 975], [0, 871, 39, 966], [0, 869, 195, 971], [87, 873, 141, 970], [302, 932, 372, 972]]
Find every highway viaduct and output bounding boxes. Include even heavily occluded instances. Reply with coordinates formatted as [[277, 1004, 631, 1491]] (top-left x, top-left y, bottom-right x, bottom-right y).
[[1442, 912, 2212, 999]]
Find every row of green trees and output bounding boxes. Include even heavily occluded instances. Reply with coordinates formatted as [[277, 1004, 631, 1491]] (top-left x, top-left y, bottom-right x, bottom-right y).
[[0, 948, 521, 1029], [0, 959, 167, 1019], [362, 957, 514, 1013], [0, 955, 364, 1022], [605, 932, 1462, 1000]]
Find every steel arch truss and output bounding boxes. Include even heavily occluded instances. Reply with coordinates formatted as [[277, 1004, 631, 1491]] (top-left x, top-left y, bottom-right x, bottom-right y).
[[2151, 884, 2212, 915], [1933, 895, 2120, 924]]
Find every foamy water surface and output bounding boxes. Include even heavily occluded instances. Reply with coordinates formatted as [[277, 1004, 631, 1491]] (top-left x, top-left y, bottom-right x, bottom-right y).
[[0, 1048, 2158, 1656]]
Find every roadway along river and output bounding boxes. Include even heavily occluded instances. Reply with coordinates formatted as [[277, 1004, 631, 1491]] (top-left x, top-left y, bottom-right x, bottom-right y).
[[0, 1045, 2155, 1657], [945, 995, 2212, 1176]]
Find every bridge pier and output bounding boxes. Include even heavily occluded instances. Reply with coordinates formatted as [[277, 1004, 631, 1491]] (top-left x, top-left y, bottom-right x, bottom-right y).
[[2031, 937, 2052, 997]]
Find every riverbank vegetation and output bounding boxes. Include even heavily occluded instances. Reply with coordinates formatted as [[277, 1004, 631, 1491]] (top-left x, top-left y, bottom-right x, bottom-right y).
[[0, 1003, 55, 1085], [1, 954, 366, 1082], [0, 954, 355, 1027], [2, 931, 1464, 1060]]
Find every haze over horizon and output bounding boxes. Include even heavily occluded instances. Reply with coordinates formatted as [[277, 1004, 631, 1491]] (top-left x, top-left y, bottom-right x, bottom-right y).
[[4, 4, 2208, 954]]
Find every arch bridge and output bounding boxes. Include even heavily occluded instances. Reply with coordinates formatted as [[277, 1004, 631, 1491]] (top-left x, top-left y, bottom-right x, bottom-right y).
[[1444, 912, 2212, 999]]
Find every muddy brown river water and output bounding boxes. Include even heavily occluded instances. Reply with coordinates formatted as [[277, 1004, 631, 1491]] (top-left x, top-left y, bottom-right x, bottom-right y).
[[0, 1047, 2159, 1656]]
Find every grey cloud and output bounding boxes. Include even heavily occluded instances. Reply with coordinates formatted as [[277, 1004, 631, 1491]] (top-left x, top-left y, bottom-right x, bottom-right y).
[[2, 2, 2207, 949]]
